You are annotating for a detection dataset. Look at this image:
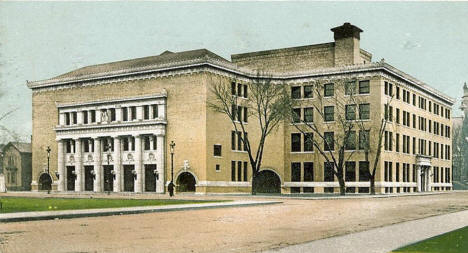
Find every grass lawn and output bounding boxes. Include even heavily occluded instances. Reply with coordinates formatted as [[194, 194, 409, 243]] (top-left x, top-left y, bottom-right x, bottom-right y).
[[0, 197, 224, 213], [392, 226, 468, 253]]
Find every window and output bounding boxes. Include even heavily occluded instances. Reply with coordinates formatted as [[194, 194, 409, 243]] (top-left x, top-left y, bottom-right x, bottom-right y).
[[130, 107, 136, 120], [72, 112, 77, 124], [359, 80, 370, 94], [324, 106, 334, 122], [413, 114, 416, 128], [216, 164, 220, 172], [243, 162, 248, 181], [152, 105, 158, 118], [243, 107, 248, 123], [83, 139, 90, 152], [122, 107, 128, 121], [238, 161, 242, 181], [243, 132, 248, 151], [237, 132, 242, 151], [384, 82, 388, 95], [345, 81, 356, 95], [90, 110, 96, 123], [123, 137, 129, 151], [324, 132, 334, 151], [324, 162, 334, 181], [237, 83, 242, 97], [396, 108, 400, 124], [359, 104, 370, 120], [231, 131, 236, 150], [243, 85, 248, 98], [291, 163, 301, 182], [384, 105, 393, 122], [345, 104, 356, 120], [359, 161, 370, 182], [144, 105, 150, 120], [413, 94, 416, 106], [214, 145, 222, 157], [304, 85, 313, 98], [396, 133, 400, 152], [291, 133, 301, 152], [292, 108, 301, 123], [231, 161, 236, 181], [345, 161, 356, 182], [304, 133, 313, 152], [83, 111, 88, 124], [231, 82, 236, 95], [304, 107, 313, 122], [345, 131, 356, 150], [110, 108, 116, 122], [359, 130, 370, 150], [396, 86, 400, 99], [324, 83, 334, 97], [144, 136, 151, 150], [237, 106, 242, 122], [291, 86, 301, 99], [304, 162, 314, 181]]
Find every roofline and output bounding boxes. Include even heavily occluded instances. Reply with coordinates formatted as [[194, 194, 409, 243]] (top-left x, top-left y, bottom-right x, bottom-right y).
[[3, 142, 32, 154], [231, 42, 334, 61], [27, 59, 455, 106]]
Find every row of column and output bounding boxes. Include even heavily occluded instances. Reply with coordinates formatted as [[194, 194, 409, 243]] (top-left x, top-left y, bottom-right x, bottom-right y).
[[57, 134, 165, 193]]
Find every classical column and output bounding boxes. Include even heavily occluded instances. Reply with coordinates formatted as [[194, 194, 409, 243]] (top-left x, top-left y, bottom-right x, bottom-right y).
[[428, 166, 433, 192], [93, 137, 102, 192], [77, 110, 83, 125], [136, 106, 143, 121], [134, 135, 143, 192], [156, 135, 165, 193], [113, 136, 122, 192], [74, 138, 82, 191], [149, 105, 154, 119], [96, 110, 102, 123], [158, 104, 165, 120], [416, 165, 422, 192], [116, 107, 122, 122], [59, 113, 65, 126], [57, 139, 65, 191]]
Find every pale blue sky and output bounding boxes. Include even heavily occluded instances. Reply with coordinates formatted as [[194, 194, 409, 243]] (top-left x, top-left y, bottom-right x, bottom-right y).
[[0, 2, 467, 141]]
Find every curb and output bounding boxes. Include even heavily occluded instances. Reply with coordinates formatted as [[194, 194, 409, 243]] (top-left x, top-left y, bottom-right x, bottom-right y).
[[0, 200, 281, 223]]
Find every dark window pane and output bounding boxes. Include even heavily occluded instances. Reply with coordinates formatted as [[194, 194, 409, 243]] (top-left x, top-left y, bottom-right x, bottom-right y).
[[304, 133, 314, 152], [291, 133, 301, 152], [304, 162, 314, 181], [214, 145, 222, 156], [345, 81, 356, 95], [359, 104, 370, 120], [324, 106, 334, 122], [359, 80, 370, 94], [292, 108, 301, 123], [345, 161, 356, 181], [324, 83, 334, 97], [231, 161, 236, 181], [304, 107, 313, 122], [324, 162, 334, 181], [345, 131, 356, 150], [291, 86, 301, 99], [291, 163, 301, 182], [345, 104, 356, 120], [324, 132, 334, 151], [304, 85, 313, 98], [359, 161, 370, 181]]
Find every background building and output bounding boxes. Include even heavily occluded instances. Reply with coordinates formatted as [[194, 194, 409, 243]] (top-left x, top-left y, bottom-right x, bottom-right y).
[[27, 23, 454, 194], [452, 83, 468, 189], [1, 142, 32, 191]]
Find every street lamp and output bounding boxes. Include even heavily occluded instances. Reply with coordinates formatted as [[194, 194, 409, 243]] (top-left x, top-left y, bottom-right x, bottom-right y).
[[170, 141, 175, 184], [46, 146, 51, 175]]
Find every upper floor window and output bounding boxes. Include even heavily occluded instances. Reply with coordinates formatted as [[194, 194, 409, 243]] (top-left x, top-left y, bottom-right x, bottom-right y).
[[292, 108, 301, 123], [152, 105, 159, 118], [324, 132, 334, 151], [122, 107, 128, 121], [90, 110, 96, 123], [358, 80, 370, 94], [304, 133, 314, 152], [345, 104, 356, 120], [324, 106, 334, 122], [291, 133, 301, 152], [304, 85, 313, 98], [144, 105, 150, 120], [304, 108, 314, 122], [345, 81, 356, 95], [83, 111, 88, 124], [214, 144, 222, 157], [324, 83, 334, 97], [359, 104, 370, 120], [291, 86, 301, 99]]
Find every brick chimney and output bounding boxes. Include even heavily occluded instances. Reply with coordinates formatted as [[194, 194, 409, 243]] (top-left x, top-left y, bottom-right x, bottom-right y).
[[331, 23, 363, 66]]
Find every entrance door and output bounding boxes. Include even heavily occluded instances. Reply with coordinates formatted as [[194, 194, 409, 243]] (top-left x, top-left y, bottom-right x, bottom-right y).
[[66, 166, 75, 191], [420, 167, 426, 192], [145, 164, 156, 192], [176, 172, 196, 192], [38, 173, 52, 191], [124, 165, 135, 192], [84, 166, 94, 191], [103, 165, 114, 192], [255, 170, 281, 193]]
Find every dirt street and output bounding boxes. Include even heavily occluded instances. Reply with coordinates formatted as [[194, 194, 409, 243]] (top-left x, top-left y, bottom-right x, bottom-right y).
[[1, 192, 468, 253]]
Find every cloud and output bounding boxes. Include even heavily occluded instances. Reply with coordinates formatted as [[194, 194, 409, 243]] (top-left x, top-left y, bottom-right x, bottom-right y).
[[401, 33, 421, 50]]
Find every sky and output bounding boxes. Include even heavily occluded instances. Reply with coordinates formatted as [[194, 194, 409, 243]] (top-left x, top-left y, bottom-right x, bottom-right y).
[[0, 1, 467, 142]]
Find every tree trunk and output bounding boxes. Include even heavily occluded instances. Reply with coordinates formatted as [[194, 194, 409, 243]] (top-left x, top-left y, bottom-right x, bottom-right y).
[[338, 177, 346, 196], [370, 176, 376, 195], [251, 173, 257, 195]]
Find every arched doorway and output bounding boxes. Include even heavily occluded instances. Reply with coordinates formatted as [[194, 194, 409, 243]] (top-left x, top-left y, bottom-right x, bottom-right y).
[[255, 170, 281, 193], [176, 172, 196, 192], [38, 173, 52, 191]]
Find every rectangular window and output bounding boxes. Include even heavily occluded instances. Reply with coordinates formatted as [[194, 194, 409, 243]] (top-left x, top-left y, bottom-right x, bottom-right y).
[[304, 85, 313, 98], [304, 107, 313, 122], [359, 80, 370, 94], [90, 110, 96, 123], [143, 105, 150, 120], [144, 136, 151, 151], [131, 107, 136, 120], [237, 106, 242, 122], [345, 81, 356, 95], [304, 162, 314, 181], [110, 108, 116, 121], [216, 164, 220, 172], [237, 83, 242, 97], [231, 161, 236, 181], [214, 145, 222, 157], [243, 107, 248, 122], [83, 111, 88, 124], [396, 133, 400, 152], [324, 162, 334, 181], [324, 83, 334, 97], [291, 163, 301, 182], [359, 104, 370, 120], [123, 137, 129, 151], [152, 105, 158, 118], [359, 130, 370, 150], [243, 162, 248, 181], [291, 133, 301, 152], [231, 82, 236, 95], [324, 132, 334, 151], [396, 108, 400, 124], [345, 131, 356, 150], [396, 163, 400, 182], [413, 114, 416, 128], [72, 112, 77, 124], [122, 107, 128, 121], [237, 161, 242, 181], [243, 84, 248, 98], [413, 94, 416, 106], [292, 108, 301, 123], [304, 133, 313, 152], [345, 104, 357, 120], [243, 132, 248, 151], [384, 81, 388, 95], [231, 131, 236, 150], [324, 106, 334, 122], [396, 86, 400, 99], [359, 161, 370, 182], [291, 86, 301, 99], [237, 131, 242, 151], [345, 161, 356, 182]]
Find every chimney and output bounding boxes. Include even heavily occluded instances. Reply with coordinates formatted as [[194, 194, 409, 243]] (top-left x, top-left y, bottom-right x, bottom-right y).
[[331, 23, 363, 66]]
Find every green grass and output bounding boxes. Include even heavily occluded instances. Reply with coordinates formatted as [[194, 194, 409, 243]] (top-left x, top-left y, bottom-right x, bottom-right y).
[[392, 226, 468, 253], [0, 197, 224, 213]]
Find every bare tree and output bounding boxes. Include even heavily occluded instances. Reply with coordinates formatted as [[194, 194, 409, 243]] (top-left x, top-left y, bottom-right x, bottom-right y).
[[208, 73, 291, 195]]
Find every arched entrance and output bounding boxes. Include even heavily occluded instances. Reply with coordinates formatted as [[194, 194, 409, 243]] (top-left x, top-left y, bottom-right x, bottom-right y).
[[176, 172, 196, 192], [38, 173, 52, 191], [255, 170, 281, 193]]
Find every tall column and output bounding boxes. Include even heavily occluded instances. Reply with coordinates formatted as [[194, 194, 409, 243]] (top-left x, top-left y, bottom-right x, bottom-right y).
[[74, 138, 83, 191], [158, 104, 165, 120], [156, 135, 165, 193], [59, 113, 65, 126], [416, 165, 422, 192], [77, 110, 83, 125], [113, 136, 121, 192], [93, 137, 102, 192], [149, 105, 154, 119], [134, 135, 143, 192], [57, 139, 65, 191], [428, 167, 433, 192], [136, 106, 143, 121], [116, 107, 122, 122], [96, 110, 102, 123]]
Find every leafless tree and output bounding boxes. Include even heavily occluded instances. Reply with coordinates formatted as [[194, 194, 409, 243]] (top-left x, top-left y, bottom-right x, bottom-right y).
[[208, 73, 291, 195]]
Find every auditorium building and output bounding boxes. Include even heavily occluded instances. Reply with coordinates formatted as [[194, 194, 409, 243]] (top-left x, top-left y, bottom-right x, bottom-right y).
[[27, 23, 454, 194]]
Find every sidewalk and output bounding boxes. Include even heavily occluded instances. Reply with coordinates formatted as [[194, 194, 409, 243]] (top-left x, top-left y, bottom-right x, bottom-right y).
[[265, 209, 468, 253], [0, 200, 280, 222]]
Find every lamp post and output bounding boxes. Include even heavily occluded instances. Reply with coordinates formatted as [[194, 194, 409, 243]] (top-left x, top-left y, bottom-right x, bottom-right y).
[[170, 141, 175, 184], [46, 146, 51, 175]]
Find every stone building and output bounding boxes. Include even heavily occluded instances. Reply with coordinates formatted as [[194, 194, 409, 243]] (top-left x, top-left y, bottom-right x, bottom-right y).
[[27, 23, 453, 194], [452, 83, 468, 188], [1, 142, 32, 191]]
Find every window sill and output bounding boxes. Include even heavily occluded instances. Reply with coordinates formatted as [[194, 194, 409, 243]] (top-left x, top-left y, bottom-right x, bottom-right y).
[[290, 151, 315, 154], [213, 156, 223, 159], [231, 150, 248, 153]]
